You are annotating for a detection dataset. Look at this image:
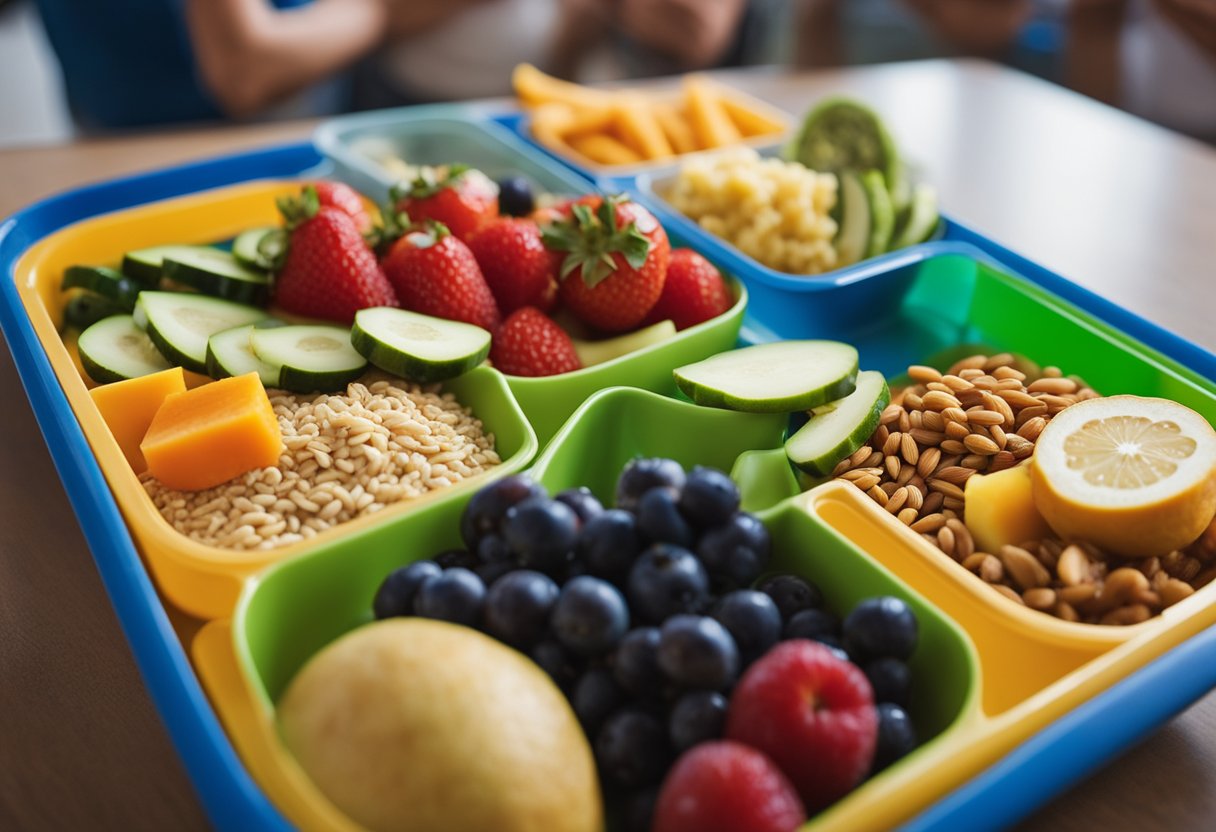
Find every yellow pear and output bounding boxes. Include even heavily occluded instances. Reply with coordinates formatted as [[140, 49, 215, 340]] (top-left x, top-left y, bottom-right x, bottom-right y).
[[278, 618, 603, 832]]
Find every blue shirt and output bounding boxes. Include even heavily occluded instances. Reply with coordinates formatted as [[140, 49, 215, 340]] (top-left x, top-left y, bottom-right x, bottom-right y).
[[35, 0, 310, 130]]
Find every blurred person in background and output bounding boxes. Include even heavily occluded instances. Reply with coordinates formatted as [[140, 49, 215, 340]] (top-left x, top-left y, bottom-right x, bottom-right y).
[[32, 0, 483, 131], [360, 0, 783, 106], [1069, 0, 1216, 142]]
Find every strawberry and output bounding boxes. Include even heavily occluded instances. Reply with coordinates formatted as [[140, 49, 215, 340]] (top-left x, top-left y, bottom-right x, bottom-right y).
[[467, 218, 561, 314], [391, 164, 499, 242], [311, 180, 372, 234], [490, 307, 582, 377], [646, 248, 734, 330], [381, 222, 501, 331], [273, 187, 398, 323], [542, 196, 670, 332]]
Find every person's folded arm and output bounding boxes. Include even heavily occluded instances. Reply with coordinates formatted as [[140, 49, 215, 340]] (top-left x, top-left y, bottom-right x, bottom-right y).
[[187, 0, 392, 118], [616, 0, 751, 70]]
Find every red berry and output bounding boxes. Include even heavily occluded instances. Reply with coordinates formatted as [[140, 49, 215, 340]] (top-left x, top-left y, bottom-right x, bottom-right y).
[[274, 205, 398, 324], [467, 218, 560, 314], [726, 640, 878, 812], [490, 307, 582, 377], [382, 224, 501, 332], [652, 741, 807, 832], [542, 196, 670, 332], [393, 165, 499, 242], [646, 248, 734, 330], [311, 180, 372, 234]]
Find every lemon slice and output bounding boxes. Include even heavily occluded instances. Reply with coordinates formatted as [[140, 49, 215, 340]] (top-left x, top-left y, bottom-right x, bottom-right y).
[[1029, 396, 1216, 557]]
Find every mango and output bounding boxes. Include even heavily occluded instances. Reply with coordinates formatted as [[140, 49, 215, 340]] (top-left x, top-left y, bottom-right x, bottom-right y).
[[964, 464, 1053, 552]]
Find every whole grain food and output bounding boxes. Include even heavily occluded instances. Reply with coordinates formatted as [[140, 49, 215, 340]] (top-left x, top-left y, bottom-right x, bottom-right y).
[[141, 376, 500, 550], [665, 147, 838, 275]]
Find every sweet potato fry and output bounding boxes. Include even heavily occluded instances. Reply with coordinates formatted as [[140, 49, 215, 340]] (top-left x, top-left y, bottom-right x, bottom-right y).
[[652, 103, 700, 155], [683, 75, 742, 148], [567, 133, 644, 166], [612, 96, 674, 161], [513, 63, 613, 108], [720, 95, 788, 137]]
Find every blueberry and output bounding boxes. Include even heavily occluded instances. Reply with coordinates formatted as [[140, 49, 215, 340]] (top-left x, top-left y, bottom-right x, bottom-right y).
[[784, 607, 841, 642], [460, 474, 544, 550], [615, 458, 686, 512], [864, 656, 913, 708], [372, 560, 441, 619], [635, 486, 695, 547], [530, 639, 581, 690], [712, 590, 782, 665], [678, 466, 740, 528], [413, 567, 486, 626], [668, 690, 728, 751], [872, 703, 918, 773], [595, 709, 671, 787], [502, 497, 579, 574], [843, 596, 918, 661], [496, 175, 535, 216], [572, 668, 623, 734], [820, 640, 851, 663], [612, 627, 664, 699], [484, 569, 559, 646], [627, 544, 710, 624], [657, 615, 739, 690], [433, 548, 479, 570], [577, 509, 641, 582], [473, 560, 515, 586], [552, 576, 630, 656], [622, 786, 659, 832], [759, 574, 824, 621], [475, 533, 512, 564], [695, 512, 771, 588], [555, 486, 605, 526]]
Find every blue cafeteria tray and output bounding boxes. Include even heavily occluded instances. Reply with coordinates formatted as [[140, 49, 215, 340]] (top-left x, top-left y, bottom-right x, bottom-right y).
[[2, 118, 1216, 830]]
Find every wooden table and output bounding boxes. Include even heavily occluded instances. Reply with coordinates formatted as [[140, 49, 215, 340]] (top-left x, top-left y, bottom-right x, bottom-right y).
[[2, 60, 1215, 831]]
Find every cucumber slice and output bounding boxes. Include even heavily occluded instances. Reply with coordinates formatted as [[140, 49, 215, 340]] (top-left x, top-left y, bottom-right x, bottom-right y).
[[206, 323, 284, 386], [890, 183, 940, 250], [232, 226, 284, 272], [77, 314, 173, 385], [61, 266, 142, 310], [674, 341, 859, 414], [162, 248, 271, 305], [122, 244, 207, 285], [572, 319, 677, 368], [251, 324, 368, 393], [786, 97, 904, 197], [136, 291, 270, 374], [351, 307, 490, 383], [64, 293, 127, 330], [835, 171, 870, 268], [861, 170, 894, 258], [785, 370, 890, 476]]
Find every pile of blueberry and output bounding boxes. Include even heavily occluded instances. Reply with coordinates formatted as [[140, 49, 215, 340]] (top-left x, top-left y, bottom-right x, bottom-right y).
[[373, 459, 919, 826]]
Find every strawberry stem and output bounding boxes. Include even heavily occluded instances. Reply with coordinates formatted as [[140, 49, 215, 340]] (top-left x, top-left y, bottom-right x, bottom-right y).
[[541, 195, 652, 289]]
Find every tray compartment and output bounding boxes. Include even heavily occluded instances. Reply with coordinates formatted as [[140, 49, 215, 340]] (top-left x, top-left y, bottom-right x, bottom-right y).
[[315, 106, 596, 203], [206, 386, 979, 832], [12, 180, 539, 620], [315, 109, 749, 447]]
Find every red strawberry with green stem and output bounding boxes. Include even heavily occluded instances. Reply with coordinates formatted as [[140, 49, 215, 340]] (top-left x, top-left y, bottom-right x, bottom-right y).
[[311, 180, 373, 234], [381, 221, 501, 332], [490, 307, 582, 377], [391, 164, 499, 243], [272, 186, 398, 324], [542, 196, 670, 332], [467, 218, 561, 314], [645, 248, 734, 330]]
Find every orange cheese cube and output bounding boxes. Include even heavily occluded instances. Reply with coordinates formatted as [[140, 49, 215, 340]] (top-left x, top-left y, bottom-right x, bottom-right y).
[[89, 367, 187, 474], [141, 372, 283, 491]]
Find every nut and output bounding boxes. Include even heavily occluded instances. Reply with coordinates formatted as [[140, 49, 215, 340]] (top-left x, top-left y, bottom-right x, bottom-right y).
[[1000, 545, 1052, 590]]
